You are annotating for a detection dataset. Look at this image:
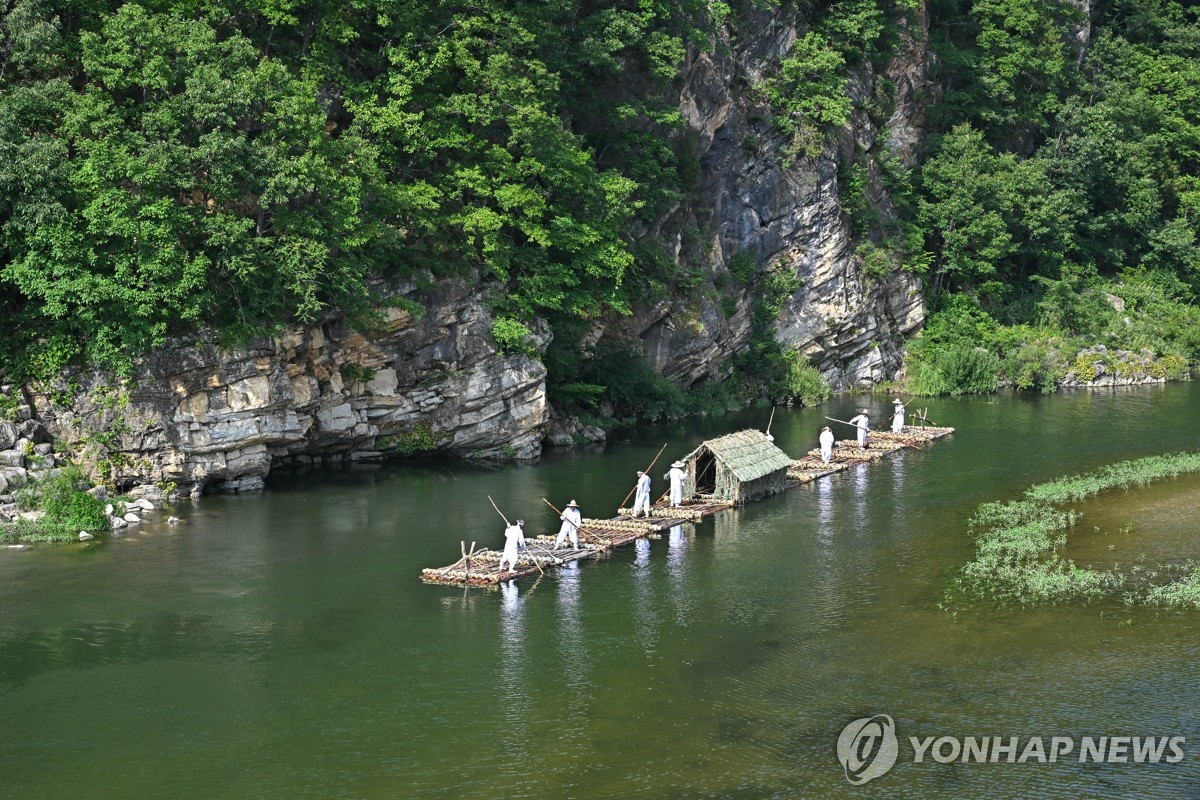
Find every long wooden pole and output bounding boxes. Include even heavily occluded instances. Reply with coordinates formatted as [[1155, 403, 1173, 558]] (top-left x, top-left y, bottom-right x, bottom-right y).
[[879, 396, 914, 431], [825, 415, 920, 451], [487, 495, 511, 526], [541, 498, 606, 549], [487, 496, 542, 575], [765, 406, 776, 436], [617, 442, 669, 513]]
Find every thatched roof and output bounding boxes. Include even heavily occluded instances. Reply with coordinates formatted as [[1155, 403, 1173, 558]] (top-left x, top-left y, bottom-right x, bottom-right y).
[[686, 429, 793, 483]]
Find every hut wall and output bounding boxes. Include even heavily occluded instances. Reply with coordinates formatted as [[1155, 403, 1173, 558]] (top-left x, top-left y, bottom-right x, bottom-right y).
[[740, 471, 787, 503], [714, 463, 741, 503]]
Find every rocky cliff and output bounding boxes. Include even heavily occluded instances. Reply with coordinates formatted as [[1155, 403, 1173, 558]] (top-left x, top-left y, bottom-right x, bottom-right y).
[[23, 279, 547, 494], [630, 5, 928, 390], [12, 5, 935, 494]]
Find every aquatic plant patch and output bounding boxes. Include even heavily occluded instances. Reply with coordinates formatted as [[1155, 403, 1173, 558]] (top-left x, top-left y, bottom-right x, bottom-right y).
[[951, 452, 1200, 608]]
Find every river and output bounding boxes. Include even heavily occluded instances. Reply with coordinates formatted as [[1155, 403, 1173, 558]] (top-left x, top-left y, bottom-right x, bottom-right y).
[[1, 383, 1198, 799]]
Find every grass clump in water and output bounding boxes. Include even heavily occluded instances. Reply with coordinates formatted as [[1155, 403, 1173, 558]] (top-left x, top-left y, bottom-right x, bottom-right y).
[[952, 452, 1200, 608], [1023, 452, 1200, 505], [1143, 563, 1200, 609]]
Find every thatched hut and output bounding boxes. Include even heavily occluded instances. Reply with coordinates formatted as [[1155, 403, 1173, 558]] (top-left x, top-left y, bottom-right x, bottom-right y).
[[681, 429, 793, 504]]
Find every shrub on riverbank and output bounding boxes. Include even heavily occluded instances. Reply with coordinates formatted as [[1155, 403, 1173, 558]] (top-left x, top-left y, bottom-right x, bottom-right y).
[[907, 277, 1198, 396], [953, 453, 1200, 608], [0, 465, 108, 543]]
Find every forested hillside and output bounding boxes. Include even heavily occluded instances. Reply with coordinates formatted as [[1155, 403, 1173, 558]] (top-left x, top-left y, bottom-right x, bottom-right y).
[[2, 0, 1198, 411]]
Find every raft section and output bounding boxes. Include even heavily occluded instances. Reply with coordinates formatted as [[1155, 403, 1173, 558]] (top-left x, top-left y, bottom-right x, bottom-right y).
[[420, 425, 955, 587]]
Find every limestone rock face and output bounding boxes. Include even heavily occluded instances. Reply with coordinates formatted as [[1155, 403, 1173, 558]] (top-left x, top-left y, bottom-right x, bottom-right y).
[[26, 279, 549, 494], [628, 6, 930, 391]]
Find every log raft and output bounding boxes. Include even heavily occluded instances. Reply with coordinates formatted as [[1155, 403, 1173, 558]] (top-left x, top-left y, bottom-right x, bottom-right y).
[[421, 424, 954, 587]]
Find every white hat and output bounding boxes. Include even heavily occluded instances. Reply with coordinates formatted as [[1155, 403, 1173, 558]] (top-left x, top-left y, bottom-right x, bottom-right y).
[[860, 408, 870, 414], [637, 470, 645, 475], [515, 519, 525, 526], [893, 398, 903, 404], [566, 499, 579, 508], [671, 461, 684, 468]]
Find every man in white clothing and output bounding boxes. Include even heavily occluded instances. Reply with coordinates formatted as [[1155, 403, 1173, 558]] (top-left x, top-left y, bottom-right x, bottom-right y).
[[848, 409, 870, 447], [554, 500, 582, 549], [664, 460, 685, 507], [498, 519, 525, 573], [631, 470, 652, 517], [891, 398, 905, 433], [819, 425, 835, 463]]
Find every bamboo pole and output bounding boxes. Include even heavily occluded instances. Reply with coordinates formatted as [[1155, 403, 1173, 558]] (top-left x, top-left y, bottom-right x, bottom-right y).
[[879, 396, 917, 432], [765, 406, 776, 437], [487, 495, 511, 526], [486, 496, 541, 576], [541, 498, 607, 549], [617, 442, 668, 514]]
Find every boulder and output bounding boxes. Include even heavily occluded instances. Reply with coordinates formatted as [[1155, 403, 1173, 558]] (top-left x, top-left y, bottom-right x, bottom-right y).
[[104, 503, 114, 516], [0, 450, 24, 469], [0, 468, 28, 489], [0, 421, 17, 451], [16, 419, 50, 444], [33, 443, 53, 456], [78, 531, 94, 541], [128, 485, 165, 503], [123, 513, 141, 524], [167, 516, 181, 525], [87, 486, 108, 501], [109, 516, 127, 529]]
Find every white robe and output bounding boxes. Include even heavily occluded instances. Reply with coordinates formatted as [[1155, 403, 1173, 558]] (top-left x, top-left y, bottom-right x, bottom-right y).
[[554, 507, 581, 548], [892, 405, 905, 433], [848, 414, 869, 447], [819, 429, 835, 463], [498, 524, 525, 572], [665, 467, 685, 507], [632, 473, 652, 516]]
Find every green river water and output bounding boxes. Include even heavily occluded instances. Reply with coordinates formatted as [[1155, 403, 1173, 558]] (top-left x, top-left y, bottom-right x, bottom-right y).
[[2, 384, 1200, 799]]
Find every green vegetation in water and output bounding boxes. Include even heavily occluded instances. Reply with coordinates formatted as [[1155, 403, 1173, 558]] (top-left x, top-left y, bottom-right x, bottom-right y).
[[1, 465, 109, 543], [951, 452, 1200, 608]]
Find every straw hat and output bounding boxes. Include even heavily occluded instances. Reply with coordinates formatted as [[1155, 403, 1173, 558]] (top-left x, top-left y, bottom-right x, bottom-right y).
[[893, 398, 904, 405], [860, 408, 870, 414], [566, 499, 579, 508], [671, 460, 684, 468]]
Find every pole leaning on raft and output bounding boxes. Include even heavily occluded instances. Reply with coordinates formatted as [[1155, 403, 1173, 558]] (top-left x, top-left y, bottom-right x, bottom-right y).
[[617, 442, 669, 514]]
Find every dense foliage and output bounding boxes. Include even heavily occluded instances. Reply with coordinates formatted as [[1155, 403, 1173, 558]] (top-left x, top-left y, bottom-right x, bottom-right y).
[[904, 0, 1200, 393], [2, 0, 1198, 405], [0, 0, 716, 378]]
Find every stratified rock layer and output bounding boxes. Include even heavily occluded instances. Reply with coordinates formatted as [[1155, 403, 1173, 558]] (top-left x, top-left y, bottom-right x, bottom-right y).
[[26, 280, 548, 493]]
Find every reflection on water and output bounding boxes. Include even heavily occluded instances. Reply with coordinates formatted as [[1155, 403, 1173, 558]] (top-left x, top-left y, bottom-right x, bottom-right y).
[[1, 384, 1200, 798]]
